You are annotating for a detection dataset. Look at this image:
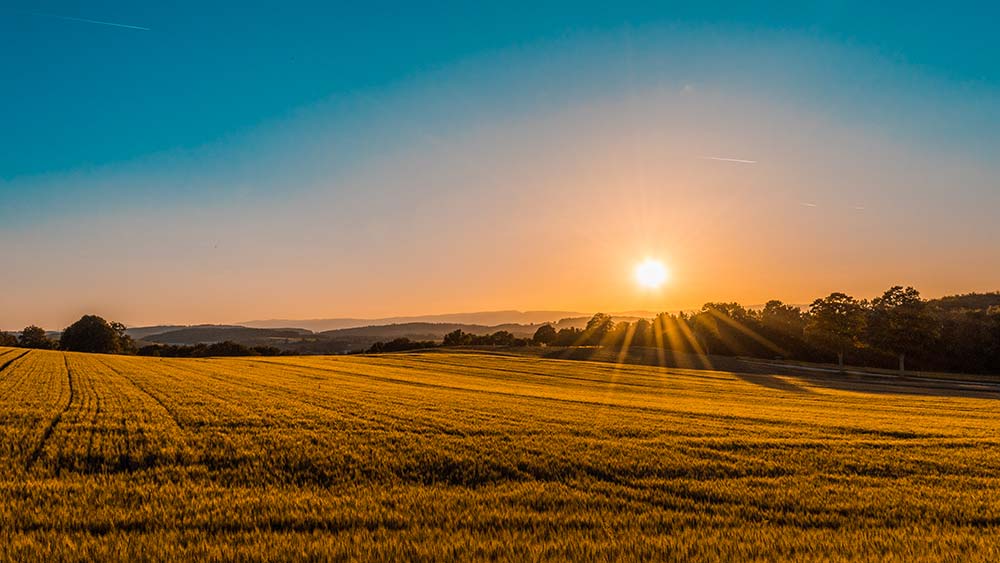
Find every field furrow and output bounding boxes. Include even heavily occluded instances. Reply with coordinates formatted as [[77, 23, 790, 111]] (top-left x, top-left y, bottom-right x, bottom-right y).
[[15, 354, 72, 474]]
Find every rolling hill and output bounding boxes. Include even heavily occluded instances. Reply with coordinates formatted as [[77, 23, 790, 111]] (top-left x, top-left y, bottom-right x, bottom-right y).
[[141, 326, 312, 345], [240, 310, 588, 332]]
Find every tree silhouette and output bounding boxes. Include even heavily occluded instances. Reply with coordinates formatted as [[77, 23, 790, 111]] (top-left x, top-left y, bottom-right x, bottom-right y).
[[553, 327, 582, 346], [60, 315, 128, 354], [583, 313, 614, 345], [690, 311, 719, 355], [443, 329, 469, 346], [0, 331, 18, 347], [531, 324, 557, 345], [631, 319, 652, 348], [805, 293, 865, 369], [760, 300, 805, 336], [18, 326, 53, 349], [867, 286, 938, 373]]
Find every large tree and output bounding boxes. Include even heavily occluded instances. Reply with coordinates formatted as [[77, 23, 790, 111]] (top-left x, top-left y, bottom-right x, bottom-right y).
[[758, 300, 807, 357], [867, 286, 939, 373], [583, 313, 615, 345], [805, 293, 865, 369], [60, 315, 132, 354], [18, 326, 53, 349], [531, 324, 557, 345], [760, 300, 805, 337]]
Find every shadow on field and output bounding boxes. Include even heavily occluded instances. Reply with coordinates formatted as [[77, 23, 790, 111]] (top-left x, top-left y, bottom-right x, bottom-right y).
[[732, 373, 815, 394], [513, 346, 1000, 400], [786, 372, 1000, 399]]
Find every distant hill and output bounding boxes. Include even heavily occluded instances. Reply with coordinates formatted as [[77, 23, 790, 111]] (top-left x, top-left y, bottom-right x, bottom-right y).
[[321, 322, 539, 340], [241, 310, 586, 332], [134, 321, 548, 353], [143, 326, 313, 346], [303, 322, 547, 354], [125, 325, 192, 340]]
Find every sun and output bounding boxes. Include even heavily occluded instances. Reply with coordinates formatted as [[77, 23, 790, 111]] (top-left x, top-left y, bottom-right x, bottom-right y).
[[634, 258, 669, 289]]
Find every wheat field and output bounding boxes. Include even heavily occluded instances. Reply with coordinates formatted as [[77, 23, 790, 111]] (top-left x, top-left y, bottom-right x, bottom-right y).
[[1, 345, 999, 561]]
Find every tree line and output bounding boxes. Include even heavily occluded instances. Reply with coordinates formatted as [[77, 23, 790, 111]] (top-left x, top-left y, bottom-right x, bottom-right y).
[[360, 286, 999, 374], [360, 330, 536, 354], [0, 315, 284, 357], [525, 287, 999, 374], [4, 287, 998, 373], [1, 316, 137, 354]]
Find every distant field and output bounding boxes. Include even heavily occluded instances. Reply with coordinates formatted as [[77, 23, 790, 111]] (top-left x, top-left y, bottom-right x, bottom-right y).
[[1, 346, 999, 561]]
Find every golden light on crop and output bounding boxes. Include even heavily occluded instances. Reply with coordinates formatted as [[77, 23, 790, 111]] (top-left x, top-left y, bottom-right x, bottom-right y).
[[634, 258, 669, 289]]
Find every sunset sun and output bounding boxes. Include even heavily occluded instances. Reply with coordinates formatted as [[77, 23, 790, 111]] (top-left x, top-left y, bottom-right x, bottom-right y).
[[634, 258, 669, 289]]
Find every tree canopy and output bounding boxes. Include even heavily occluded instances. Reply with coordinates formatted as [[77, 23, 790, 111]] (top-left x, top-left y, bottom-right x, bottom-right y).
[[867, 286, 938, 372], [531, 324, 557, 345], [60, 315, 134, 354], [18, 326, 54, 349], [805, 293, 866, 367], [0, 332, 18, 347]]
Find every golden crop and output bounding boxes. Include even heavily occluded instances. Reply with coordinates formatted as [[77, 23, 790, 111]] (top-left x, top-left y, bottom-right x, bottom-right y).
[[1, 346, 999, 561]]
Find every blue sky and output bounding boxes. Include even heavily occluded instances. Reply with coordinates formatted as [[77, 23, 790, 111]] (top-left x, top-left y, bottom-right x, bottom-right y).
[[3, 1, 996, 181], [2, 1, 999, 328]]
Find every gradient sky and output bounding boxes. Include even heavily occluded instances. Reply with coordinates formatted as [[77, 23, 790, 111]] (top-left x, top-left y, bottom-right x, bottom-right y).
[[2, 1, 999, 329]]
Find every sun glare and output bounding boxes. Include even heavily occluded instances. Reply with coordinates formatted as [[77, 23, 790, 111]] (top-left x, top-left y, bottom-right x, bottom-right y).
[[635, 259, 669, 289]]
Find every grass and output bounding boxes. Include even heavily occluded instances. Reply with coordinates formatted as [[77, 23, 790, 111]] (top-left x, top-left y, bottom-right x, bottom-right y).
[[1, 345, 999, 561]]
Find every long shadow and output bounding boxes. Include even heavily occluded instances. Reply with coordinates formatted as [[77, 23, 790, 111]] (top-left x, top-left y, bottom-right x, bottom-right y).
[[782, 372, 1000, 399], [533, 346, 999, 400], [732, 372, 814, 394]]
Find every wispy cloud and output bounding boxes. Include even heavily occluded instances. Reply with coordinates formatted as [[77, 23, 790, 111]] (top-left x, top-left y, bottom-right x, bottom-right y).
[[799, 202, 818, 207], [30, 12, 150, 31], [703, 156, 757, 164]]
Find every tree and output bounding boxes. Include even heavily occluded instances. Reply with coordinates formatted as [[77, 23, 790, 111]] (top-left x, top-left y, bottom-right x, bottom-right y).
[[606, 321, 632, 348], [60, 315, 126, 354], [805, 293, 865, 369], [631, 319, 652, 348], [443, 329, 469, 346], [760, 300, 805, 336], [552, 327, 582, 346], [489, 330, 516, 346], [702, 302, 752, 323], [867, 286, 938, 373], [531, 324, 557, 345], [689, 311, 719, 355], [18, 326, 53, 349], [759, 300, 807, 357], [0, 331, 18, 347], [583, 313, 615, 345], [654, 312, 692, 353], [110, 321, 137, 355]]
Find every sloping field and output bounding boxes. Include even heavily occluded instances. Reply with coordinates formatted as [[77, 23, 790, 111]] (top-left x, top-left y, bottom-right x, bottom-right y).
[[1, 346, 999, 561]]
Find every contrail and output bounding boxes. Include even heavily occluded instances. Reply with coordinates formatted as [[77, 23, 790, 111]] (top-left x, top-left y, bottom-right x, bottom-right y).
[[800, 202, 818, 208], [703, 156, 757, 164], [30, 12, 150, 31]]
